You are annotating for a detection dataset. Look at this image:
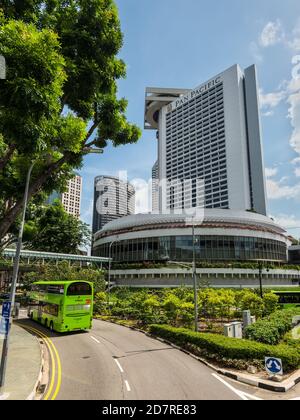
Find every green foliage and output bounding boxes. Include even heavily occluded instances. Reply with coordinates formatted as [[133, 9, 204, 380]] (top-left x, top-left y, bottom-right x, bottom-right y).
[[93, 287, 280, 329], [0, 1, 141, 242], [149, 324, 300, 372], [263, 292, 279, 316], [237, 290, 264, 318], [245, 309, 300, 345], [94, 291, 109, 315], [22, 261, 105, 292], [24, 200, 90, 254]]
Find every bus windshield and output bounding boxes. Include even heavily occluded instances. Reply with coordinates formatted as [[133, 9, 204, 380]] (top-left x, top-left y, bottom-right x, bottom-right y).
[[67, 282, 92, 296]]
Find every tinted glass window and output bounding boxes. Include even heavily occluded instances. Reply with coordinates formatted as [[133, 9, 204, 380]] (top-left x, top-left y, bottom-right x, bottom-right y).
[[67, 282, 92, 296]]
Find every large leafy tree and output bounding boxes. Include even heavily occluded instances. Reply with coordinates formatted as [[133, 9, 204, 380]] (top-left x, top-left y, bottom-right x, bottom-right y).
[[0, 0, 141, 244], [24, 200, 91, 254]]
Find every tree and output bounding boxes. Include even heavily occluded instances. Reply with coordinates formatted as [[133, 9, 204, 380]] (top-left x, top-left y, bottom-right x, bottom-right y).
[[239, 290, 264, 318], [22, 261, 106, 292], [24, 201, 90, 254], [263, 292, 279, 316], [0, 1, 141, 244]]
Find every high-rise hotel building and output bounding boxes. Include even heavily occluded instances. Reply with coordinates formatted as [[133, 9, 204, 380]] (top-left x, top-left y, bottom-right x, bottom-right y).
[[145, 64, 267, 216]]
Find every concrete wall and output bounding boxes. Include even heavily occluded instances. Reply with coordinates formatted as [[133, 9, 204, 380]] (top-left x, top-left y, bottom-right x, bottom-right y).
[[110, 268, 300, 289]]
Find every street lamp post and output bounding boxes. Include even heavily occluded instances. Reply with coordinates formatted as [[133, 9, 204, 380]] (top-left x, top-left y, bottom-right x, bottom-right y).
[[192, 219, 199, 333], [258, 262, 263, 299], [0, 161, 36, 389]]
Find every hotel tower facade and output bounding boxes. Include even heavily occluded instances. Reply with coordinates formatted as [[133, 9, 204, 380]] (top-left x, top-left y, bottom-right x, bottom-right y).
[[145, 64, 267, 216]]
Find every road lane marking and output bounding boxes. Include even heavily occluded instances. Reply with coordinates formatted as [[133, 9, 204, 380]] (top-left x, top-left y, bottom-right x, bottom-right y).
[[125, 380, 131, 392], [212, 374, 262, 400], [90, 335, 100, 344], [290, 397, 300, 400], [19, 324, 61, 401], [22, 325, 56, 400], [114, 358, 124, 373]]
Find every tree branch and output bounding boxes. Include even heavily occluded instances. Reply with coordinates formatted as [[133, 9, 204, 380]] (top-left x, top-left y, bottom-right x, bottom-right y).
[[84, 119, 100, 146], [0, 152, 73, 240]]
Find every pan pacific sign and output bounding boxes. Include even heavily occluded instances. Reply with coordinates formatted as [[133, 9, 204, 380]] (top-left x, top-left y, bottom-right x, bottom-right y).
[[168, 76, 222, 112], [0, 55, 6, 79]]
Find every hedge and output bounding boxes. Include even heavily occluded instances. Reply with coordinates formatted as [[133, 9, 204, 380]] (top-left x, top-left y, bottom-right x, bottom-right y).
[[149, 324, 300, 372], [244, 309, 300, 345]]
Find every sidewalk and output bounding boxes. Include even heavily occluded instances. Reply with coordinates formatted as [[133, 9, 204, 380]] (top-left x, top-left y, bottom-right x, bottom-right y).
[[0, 322, 41, 400]]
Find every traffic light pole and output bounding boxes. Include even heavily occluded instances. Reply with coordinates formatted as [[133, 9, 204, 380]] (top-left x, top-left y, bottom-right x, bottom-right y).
[[192, 220, 199, 332]]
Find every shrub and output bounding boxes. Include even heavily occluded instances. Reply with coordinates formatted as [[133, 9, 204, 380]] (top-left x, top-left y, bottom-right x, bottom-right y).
[[149, 324, 300, 372], [245, 309, 300, 345]]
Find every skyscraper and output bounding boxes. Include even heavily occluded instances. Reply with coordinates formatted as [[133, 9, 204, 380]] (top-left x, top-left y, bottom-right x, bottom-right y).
[[92, 176, 135, 235], [47, 174, 82, 219], [145, 64, 267, 215]]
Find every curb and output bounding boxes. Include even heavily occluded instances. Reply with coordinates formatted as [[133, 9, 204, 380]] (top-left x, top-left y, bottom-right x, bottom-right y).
[[97, 318, 300, 393], [26, 337, 46, 400]]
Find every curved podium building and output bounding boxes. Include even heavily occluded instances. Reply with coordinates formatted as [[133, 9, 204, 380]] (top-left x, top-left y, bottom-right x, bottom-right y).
[[93, 210, 288, 264]]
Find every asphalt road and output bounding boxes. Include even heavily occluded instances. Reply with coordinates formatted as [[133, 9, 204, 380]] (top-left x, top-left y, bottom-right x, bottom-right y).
[[17, 317, 300, 400], [55, 320, 243, 400]]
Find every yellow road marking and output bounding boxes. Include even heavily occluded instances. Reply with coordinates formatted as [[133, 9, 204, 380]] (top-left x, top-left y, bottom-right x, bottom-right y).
[[19, 324, 61, 400]]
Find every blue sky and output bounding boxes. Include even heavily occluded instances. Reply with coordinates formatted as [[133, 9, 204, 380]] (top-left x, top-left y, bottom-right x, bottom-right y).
[[79, 0, 300, 239]]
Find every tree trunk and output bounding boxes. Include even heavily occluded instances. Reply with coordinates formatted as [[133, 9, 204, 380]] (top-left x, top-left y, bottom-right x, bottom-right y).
[[0, 153, 72, 240]]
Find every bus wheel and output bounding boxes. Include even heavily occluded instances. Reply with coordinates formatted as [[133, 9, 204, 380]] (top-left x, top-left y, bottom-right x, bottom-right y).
[[49, 321, 54, 332]]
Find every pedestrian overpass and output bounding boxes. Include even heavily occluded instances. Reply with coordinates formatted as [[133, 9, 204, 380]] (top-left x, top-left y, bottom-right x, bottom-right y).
[[1, 248, 110, 268]]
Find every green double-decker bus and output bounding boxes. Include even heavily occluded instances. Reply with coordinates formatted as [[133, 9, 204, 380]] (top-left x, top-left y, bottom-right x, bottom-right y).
[[27, 281, 94, 333]]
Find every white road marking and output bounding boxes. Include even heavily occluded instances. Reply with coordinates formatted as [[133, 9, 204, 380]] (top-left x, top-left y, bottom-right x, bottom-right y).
[[90, 335, 100, 344], [125, 380, 131, 392], [212, 374, 262, 400], [0, 393, 10, 400], [290, 397, 300, 400], [114, 359, 124, 373]]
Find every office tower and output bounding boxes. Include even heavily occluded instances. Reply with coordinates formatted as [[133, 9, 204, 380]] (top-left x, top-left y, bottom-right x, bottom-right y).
[[47, 175, 82, 219], [92, 176, 135, 235], [144, 64, 267, 215], [61, 175, 82, 218]]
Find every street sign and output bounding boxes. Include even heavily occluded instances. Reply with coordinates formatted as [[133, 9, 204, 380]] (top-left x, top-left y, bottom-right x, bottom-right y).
[[265, 357, 283, 376], [1, 301, 11, 319], [0, 317, 9, 338]]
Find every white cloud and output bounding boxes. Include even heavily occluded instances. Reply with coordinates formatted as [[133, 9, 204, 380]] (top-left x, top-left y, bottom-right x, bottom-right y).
[[262, 111, 274, 117], [266, 178, 300, 200], [259, 89, 286, 109], [295, 167, 300, 177], [288, 18, 300, 52], [259, 20, 285, 47], [265, 167, 278, 178], [287, 75, 300, 156], [289, 38, 300, 52], [292, 157, 300, 165], [271, 214, 300, 232]]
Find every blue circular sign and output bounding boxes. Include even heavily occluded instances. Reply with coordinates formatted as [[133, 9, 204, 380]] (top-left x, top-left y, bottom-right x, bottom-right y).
[[265, 357, 282, 374]]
